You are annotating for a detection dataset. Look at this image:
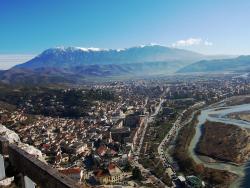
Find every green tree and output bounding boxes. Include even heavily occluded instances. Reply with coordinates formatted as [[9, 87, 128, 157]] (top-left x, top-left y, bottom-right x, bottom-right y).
[[132, 167, 143, 180]]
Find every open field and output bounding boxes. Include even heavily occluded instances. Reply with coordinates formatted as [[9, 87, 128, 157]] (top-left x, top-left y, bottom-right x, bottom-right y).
[[197, 121, 250, 165]]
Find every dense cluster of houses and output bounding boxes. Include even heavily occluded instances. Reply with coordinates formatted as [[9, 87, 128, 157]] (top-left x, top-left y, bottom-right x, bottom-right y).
[[0, 84, 153, 186], [1, 76, 250, 187]]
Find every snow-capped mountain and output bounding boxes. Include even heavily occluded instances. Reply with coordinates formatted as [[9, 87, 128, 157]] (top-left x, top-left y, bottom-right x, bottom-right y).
[[13, 45, 204, 69], [1, 45, 207, 85]]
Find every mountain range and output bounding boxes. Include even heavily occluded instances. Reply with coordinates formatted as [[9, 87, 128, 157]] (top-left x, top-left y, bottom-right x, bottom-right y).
[[14, 45, 204, 69], [178, 55, 250, 73], [0, 44, 248, 85], [0, 45, 205, 84]]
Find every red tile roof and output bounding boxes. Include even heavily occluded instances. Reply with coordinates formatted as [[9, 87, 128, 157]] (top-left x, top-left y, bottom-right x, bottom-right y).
[[59, 168, 81, 175]]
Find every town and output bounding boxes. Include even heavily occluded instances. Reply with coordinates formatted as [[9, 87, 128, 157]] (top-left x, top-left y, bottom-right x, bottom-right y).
[[0, 73, 250, 188]]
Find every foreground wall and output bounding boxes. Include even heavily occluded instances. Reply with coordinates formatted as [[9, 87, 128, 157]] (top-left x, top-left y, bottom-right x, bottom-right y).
[[0, 137, 81, 188]]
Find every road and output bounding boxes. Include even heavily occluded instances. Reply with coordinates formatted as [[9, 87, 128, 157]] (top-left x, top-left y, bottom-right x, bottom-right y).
[[131, 98, 168, 188], [134, 98, 165, 156], [157, 101, 205, 185]]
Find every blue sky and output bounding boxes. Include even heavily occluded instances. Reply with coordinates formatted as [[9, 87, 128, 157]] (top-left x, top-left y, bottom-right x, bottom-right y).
[[0, 0, 250, 56]]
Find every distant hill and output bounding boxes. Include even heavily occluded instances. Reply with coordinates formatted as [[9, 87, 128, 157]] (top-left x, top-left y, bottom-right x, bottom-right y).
[[177, 56, 250, 73], [0, 45, 206, 84]]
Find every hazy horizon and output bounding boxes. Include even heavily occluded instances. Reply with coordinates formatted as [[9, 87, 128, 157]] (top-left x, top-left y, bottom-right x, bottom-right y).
[[0, 44, 244, 70]]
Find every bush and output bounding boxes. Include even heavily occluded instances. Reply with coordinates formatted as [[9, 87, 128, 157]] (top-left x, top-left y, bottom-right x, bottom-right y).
[[132, 167, 143, 180]]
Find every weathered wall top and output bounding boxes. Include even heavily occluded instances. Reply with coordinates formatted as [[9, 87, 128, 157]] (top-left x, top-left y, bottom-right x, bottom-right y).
[[0, 136, 81, 188]]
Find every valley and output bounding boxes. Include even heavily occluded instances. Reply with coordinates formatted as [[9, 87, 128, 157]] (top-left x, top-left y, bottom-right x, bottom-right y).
[[1, 1, 250, 187], [0, 45, 240, 85]]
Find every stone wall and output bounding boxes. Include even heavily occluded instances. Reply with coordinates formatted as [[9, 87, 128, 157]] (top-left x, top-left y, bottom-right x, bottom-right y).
[[0, 136, 81, 188]]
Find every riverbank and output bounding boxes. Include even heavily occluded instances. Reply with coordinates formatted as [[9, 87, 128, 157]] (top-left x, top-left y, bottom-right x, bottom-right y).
[[187, 96, 250, 188], [173, 111, 238, 187], [222, 95, 250, 106], [228, 111, 250, 122]]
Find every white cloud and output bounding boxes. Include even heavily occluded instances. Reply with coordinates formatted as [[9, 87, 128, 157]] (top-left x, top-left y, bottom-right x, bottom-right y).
[[172, 38, 213, 47]]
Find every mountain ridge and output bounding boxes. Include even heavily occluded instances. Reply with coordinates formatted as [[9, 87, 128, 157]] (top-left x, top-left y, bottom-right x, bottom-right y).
[[177, 55, 250, 73], [13, 45, 204, 69], [0, 45, 239, 85]]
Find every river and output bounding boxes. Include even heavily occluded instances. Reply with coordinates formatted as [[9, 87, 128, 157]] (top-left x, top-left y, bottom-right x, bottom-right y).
[[188, 103, 250, 188]]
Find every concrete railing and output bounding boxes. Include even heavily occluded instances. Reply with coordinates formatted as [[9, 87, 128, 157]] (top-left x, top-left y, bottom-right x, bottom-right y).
[[0, 136, 81, 188]]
